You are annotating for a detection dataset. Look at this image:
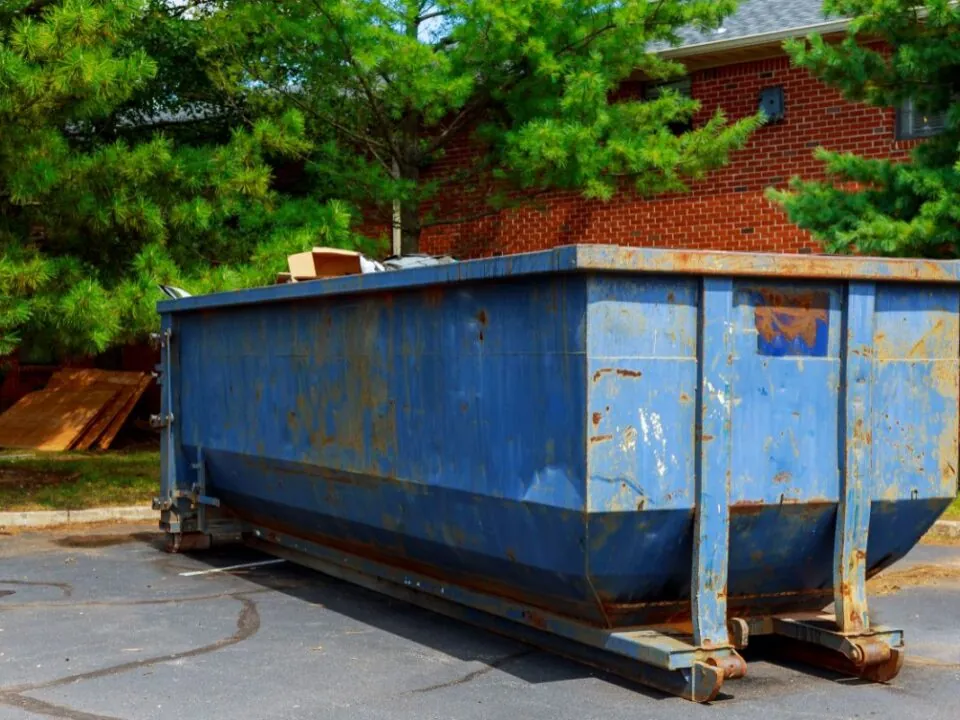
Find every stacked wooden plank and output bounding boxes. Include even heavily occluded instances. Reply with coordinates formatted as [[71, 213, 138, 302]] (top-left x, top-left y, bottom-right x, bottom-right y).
[[0, 369, 152, 451]]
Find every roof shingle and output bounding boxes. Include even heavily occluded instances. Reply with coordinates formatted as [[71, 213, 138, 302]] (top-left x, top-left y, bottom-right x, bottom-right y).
[[670, 0, 839, 49]]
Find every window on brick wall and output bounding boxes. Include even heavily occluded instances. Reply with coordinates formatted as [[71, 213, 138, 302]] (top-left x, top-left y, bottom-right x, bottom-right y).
[[896, 98, 947, 140], [644, 77, 693, 134]]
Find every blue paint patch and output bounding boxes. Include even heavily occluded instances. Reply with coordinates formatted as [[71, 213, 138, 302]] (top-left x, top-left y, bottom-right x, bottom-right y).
[[751, 289, 830, 357]]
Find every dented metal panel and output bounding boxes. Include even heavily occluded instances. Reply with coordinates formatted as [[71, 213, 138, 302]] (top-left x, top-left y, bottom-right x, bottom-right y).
[[157, 245, 959, 700]]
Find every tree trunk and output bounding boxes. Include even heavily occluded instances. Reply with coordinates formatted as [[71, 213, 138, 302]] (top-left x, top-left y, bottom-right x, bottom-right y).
[[399, 195, 421, 255], [398, 161, 421, 255]]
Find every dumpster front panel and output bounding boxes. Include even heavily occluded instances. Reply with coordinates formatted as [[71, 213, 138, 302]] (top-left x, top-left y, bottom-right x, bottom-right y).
[[583, 273, 957, 623]]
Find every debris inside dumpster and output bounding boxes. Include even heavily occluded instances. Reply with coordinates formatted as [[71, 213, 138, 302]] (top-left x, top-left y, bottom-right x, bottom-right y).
[[278, 247, 455, 283]]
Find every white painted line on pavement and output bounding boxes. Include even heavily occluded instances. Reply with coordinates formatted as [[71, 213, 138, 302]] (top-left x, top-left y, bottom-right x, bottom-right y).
[[179, 559, 286, 576]]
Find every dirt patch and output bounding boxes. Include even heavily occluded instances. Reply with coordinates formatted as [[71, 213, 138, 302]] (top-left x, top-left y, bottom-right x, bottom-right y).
[[54, 532, 155, 548], [921, 530, 960, 547], [868, 563, 960, 596], [0, 466, 77, 487]]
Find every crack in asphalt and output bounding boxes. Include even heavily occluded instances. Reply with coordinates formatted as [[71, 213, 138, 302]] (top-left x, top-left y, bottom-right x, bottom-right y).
[[409, 648, 536, 694], [2, 694, 124, 720], [0, 594, 261, 720], [0, 588, 267, 612]]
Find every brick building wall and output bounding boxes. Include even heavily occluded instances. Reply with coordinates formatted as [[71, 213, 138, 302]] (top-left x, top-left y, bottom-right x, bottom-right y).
[[414, 52, 915, 259]]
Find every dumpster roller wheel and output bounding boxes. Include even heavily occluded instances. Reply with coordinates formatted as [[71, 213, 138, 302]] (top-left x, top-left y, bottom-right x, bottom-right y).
[[164, 532, 211, 553]]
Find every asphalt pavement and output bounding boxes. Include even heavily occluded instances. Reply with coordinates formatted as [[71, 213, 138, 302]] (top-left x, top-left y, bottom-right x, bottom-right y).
[[1, 525, 959, 720]]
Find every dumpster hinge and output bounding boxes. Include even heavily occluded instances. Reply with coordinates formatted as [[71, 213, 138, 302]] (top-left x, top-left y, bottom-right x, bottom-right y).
[[149, 328, 172, 349], [149, 412, 174, 429]]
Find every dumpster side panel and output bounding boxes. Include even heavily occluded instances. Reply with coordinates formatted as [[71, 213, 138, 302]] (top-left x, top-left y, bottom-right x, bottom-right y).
[[870, 285, 959, 501], [175, 276, 598, 618], [866, 284, 959, 571]]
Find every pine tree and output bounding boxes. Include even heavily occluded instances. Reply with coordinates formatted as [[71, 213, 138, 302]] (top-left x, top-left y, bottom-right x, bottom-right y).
[[0, 1, 358, 359], [770, 0, 960, 257], [199, 0, 763, 254]]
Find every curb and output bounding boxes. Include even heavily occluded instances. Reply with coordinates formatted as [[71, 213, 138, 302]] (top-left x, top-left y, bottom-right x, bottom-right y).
[[0, 506, 157, 529]]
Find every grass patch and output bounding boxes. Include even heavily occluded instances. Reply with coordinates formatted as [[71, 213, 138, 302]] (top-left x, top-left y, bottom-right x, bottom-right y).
[[0, 450, 159, 511], [943, 494, 960, 521]]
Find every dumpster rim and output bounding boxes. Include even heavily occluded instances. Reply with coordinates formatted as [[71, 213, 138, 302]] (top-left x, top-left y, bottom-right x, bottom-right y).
[[157, 244, 960, 314]]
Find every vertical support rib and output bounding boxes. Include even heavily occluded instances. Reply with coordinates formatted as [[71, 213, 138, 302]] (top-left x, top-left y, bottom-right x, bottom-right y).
[[835, 281, 876, 633], [158, 320, 177, 509], [693, 277, 735, 648]]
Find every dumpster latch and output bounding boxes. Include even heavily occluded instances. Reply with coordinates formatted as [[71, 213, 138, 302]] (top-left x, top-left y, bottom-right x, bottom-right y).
[[186, 448, 220, 510], [154, 483, 220, 511], [175, 484, 221, 508]]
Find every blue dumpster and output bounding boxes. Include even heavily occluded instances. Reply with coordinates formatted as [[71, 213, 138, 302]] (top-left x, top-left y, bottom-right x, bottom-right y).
[[155, 245, 959, 701]]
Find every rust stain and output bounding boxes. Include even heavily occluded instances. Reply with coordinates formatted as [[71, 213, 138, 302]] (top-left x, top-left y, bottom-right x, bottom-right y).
[[679, 392, 691, 403], [600, 246, 960, 283], [423, 287, 445, 307], [729, 497, 833, 517], [754, 289, 828, 347], [249, 514, 583, 623], [590, 434, 613, 444], [615, 369, 642, 378], [522, 610, 548, 630], [603, 586, 836, 626], [907, 317, 945, 358], [476, 309, 488, 326], [702, 434, 715, 442], [773, 471, 791, 484], [592, 369, 611, 382], [591, 412, 602, 427]]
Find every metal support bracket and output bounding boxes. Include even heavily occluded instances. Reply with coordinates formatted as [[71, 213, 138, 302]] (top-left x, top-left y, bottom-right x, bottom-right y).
[[836, 282, 876, 633], [745, 614, 904, 682], [156, 323, 183, 534], [692, 277, 736, 650], [177, 447, 218, 535]]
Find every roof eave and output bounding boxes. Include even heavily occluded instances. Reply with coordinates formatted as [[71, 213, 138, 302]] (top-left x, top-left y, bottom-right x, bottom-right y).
[[659, 18, 852, 60]]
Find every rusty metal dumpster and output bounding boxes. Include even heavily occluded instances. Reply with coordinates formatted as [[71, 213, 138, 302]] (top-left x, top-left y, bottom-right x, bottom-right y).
[[154, 245, 959, 701]]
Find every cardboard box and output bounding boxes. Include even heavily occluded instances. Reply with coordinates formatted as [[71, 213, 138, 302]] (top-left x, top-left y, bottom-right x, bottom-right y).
[[287, 248, 366, 279]]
